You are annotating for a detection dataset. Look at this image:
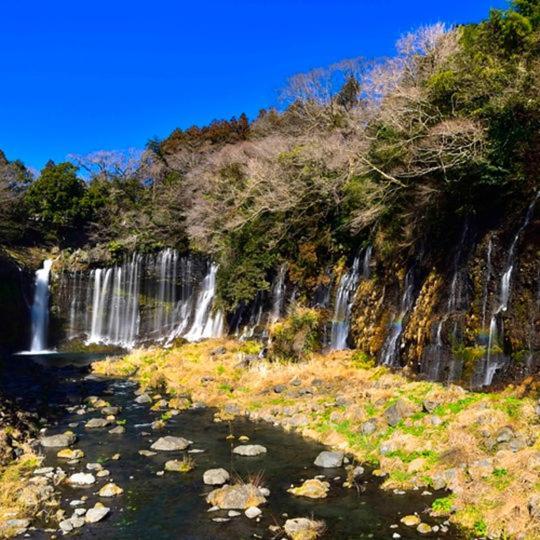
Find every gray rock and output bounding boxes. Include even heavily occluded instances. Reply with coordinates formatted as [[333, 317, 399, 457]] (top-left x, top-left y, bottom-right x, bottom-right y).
[[361, 419, 377, 435], [384, 398, 419, 427], [85, 506, 110, 523], [108, 425, 125, 435], [135, 394, 152, 404], [529, 494, 540, 519], [101, 406, 120, 416], [150, 436, 192, 451], [496, 426, 515, 443], [211, 346, 226, 356], [273, 384, 285, 393], [59, 519, 73, 533], [203, 468, 230, 485], [206, 483, 266, 509], [69, 516, 85, 528], [422, 399, 440, 413], [284, 518, 324, 539], [314, 451, 344, 468], [85, 417, 112, 429], [223, 403, 241, 415], [232, 444, 267, 456], [68, 472, 96, 486], [40, 431, 76, 448], [245, 506, 262, 519]]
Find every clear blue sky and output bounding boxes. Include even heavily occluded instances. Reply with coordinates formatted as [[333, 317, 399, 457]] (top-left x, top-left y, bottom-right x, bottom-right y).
[[0, 0, 508, 171]]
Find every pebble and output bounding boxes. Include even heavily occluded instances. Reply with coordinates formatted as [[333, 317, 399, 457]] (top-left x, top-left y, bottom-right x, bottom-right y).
[[228, 510, 241, 517]]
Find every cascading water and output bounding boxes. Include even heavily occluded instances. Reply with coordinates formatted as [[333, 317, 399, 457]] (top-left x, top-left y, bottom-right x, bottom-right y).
[[270, 264, 287, 322], [328, 247, 372, 350], [183, 263, 224, 341], [425, 223, 469, 380], [62, 250, 223, 348], [479, 193, 539, 386], [28, 259, 53, 353], [380, 267, 415, 366], [481, 238, 493, 330]]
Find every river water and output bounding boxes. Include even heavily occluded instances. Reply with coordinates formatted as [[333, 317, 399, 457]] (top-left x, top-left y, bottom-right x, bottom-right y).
[[1, 353, 459, 539]]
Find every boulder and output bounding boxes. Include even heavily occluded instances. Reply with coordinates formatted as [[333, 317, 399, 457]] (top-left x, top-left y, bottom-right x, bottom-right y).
[[245, 506, 262, 519], [101, 406, 120, 416], [284, 517, 325, 540], [314, 451, 344, 468], [384, 398, 420, 427], [288, 478, 329, 499], [206, 483, 266, 510], [57, 448, 84, 459], [68, 472, 96, 486], [150, 436, 192, 451], [135, 394, 152, 404], [164, 459, 194, 472], [400, 515, 420, 527], [361, 419, 377, 435], [98, 482, 124, 497], [85, 504, 110, 523], [40, 431, 76, 448], [203, 468, 230, 485], [232, 444, 267, 456], [85, 418, 112, 429]]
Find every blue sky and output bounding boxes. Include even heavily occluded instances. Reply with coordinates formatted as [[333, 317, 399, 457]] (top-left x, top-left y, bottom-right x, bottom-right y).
[[1, 0, 508, 171]]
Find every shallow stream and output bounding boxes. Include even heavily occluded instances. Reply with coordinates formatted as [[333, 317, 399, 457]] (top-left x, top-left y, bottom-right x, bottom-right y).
[[2, 353, 460, 539]]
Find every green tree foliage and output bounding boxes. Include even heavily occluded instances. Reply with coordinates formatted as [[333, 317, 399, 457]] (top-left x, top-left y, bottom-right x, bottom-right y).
[[24, 162, 88, 244]]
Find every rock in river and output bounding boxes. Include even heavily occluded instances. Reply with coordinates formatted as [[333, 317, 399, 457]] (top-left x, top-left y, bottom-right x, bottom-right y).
[[232, 444, 267, 456], [288, 478, 329, 499], [57, 448, 84, 459], [98, 482, 124, 497], [203, 468, 230, 485], [85, 503, 110, 523], [284, 517, 325, 540], [68, 473, 96, 486], [86, 417, 112, 429], [40, 431, 76, 448], [206, 483, 266, 510], [314, 450, 344, 468], [150, 436, 192, 451]]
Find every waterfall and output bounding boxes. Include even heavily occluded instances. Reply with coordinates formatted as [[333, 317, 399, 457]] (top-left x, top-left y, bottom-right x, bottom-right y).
[[481, 238, 493, 330], [328, 249, 371, 350], [183, 263, 223, 341], [479, 193, 538, 386], [424, 223, 469, 380], [380, 267, 415, 366], [270, 264, 287, 322], [87, 254, 142, 348], [28, 259, 53, 353], [61, 250, 224, 348]]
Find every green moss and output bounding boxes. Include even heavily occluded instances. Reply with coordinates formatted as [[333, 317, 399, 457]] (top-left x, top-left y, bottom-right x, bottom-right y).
[[431, 494, 456, 514]]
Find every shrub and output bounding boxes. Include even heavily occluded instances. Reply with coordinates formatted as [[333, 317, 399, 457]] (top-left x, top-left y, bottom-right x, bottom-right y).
[[269, 306, 322, 361]]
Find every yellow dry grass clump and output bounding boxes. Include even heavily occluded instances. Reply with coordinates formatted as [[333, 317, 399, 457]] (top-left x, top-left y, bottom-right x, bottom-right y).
[[93, 339, 540, 539]]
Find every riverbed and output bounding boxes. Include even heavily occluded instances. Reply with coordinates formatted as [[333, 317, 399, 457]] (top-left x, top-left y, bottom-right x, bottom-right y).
[[2, 353, 459, 539]]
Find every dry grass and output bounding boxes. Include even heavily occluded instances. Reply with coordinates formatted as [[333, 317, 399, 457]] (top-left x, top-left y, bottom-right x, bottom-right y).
[[93, 339, 540, 539], [0, 452, 43, 536]]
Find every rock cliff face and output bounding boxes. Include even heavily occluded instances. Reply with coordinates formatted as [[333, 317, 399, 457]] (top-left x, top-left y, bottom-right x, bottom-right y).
[[13, 198, 538, 388], [0, 251, 33, 353]]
